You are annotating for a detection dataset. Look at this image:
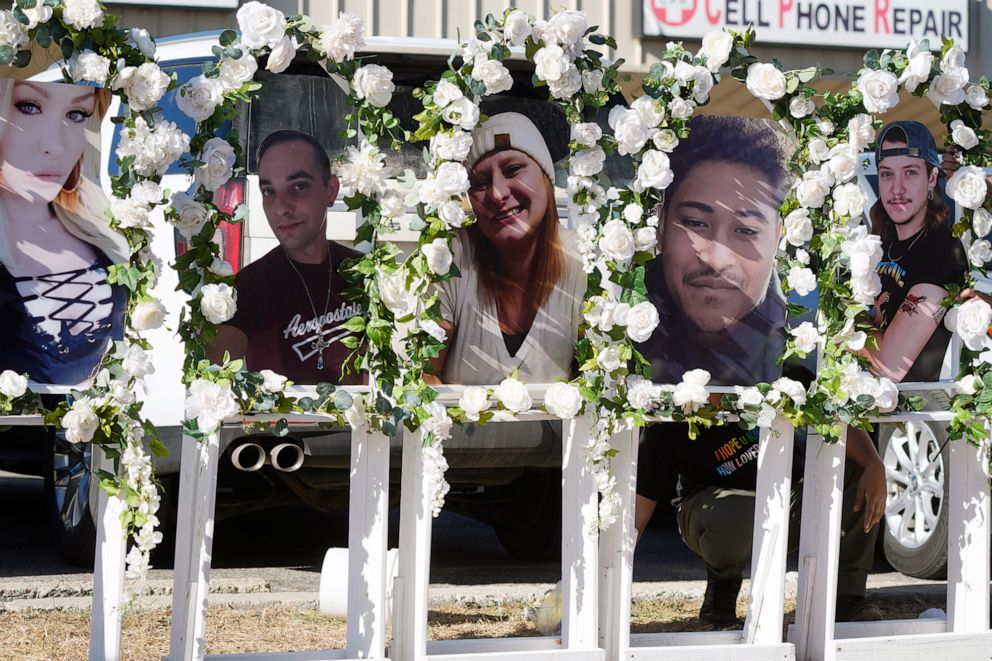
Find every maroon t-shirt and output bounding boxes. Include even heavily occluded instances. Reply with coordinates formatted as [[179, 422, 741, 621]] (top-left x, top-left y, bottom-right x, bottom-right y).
[[229, 241, 363, 384]]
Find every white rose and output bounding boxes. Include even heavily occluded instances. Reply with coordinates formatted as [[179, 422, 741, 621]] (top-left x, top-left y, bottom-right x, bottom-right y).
[[547, 10, 588, 50], [826, 143, 858, 183], [352, 63, 395, 107], [433, 161, 470, 197], [421, 238, 453, 275], [0, 370, 27, 399], [653, 129, 679, 152], [608, 106, 650, 156], [832, 182, 867, 218], [0, 10, 27, 49], [635, 150, 674, 192], [874, 377, 898, 413], [69, 50, 110, 84], [111, 197, 151, 230], [623, 203, 644, 224], [436, 200, 466, 228], [548, 64, 582, 99], [177, 75, 226, 123], [634, 226, 657, 253], [441, 97, 480, 130], [789, 95, 815, 118], [196, 137, 236, 192], [569, 146, 605, 177], [807, 138, 829, 164], [128, 27, 155, 58], [597, 345, 622, 372], [631, 95, 665, 128], [259, 369, 288, 394], [973, 208, 992, 237], [430, 130, 473, 162], [420, 319, 447, 343], [534, 44, 570, 82], [503, 9, 531, 46], [673, 369, 710, 413], [62, 399, 99, 444], [132, 300, 167, 331], [185, 379, 239, 435], [200, 283, 237, 324], [857, 69, 899, 113], [772, 377, 807, 405], [627, 376, 661, 410], [796, 169, 833, 208], [544, 382, 583, 419], [927, 68, 969, 107], [787, 266, 817, 296], [458, 386, 491, 421], [947, 165, 988, 210], [62, 0, 104, 30], [957, 374, 981, 396], [795, 248, 810, 265], [170, 191, 213, 239], [735, 386, 763, 408], [690, 65, 715, 103], [746, 62, 787, 101], [817, 118, 835, 136], [237, 1, 287, 50], [668, 96, 694, 120], [571, 122, 602, 148], [378, 271, 416, 317], [898, 40, 934, 93], [851, 272, 882, 305], [432, 79, 463, 108], [699, 30, 733, 72], [472, 55, 513, 95], [942, 45, 966, 72], [218, 52, 258, 92], [209, 258, 234, 277], [968, 239, 992, 267], [965, 85, 989, 111], [847, 331, 867, 351], [108, 380, 134, 408], [114, 63, 170, 112], [319, 12, 365, 63], [791, 321, 820, 354], [847, 114, 876, 152], [582, 69, 605, 95], [626, 301, 660, 342], [121, 344, 154, 379], [950, 119, 979, 150], [266, 35, 296, 73], [21, 1, 52, 29], [494, 377, 532, 413], [946, 298, 992, 351], [784, 208, 813, 247], [841, 226, 883, 277], [599, 219, 636, 263]]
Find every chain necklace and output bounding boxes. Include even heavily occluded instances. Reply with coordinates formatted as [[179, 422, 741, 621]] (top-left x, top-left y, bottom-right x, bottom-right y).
[[884, 228, 925, 263], [284, 241, 334, 370]]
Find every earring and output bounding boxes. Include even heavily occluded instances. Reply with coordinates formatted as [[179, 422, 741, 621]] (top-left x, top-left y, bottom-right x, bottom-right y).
[[61, 161, 81, 194], [928, 187, 934, 201]]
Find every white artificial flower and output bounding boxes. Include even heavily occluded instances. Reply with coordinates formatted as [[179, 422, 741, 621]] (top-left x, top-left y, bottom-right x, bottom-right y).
[[957, 374, 981, 395], [783, 208, 813, 247], [430, 130, 473, 162], [62, 398, 99, 444], [421, 238, 453, 275], [131, 300, 167, 331], [950, 119, 979, 150], [120, 344, 153, 380], [841, 226, 883, 277], [597, 345, 622, 372], [973, 208, 992, 237], [128, 27, 156, 58], [432, 79, 463, 108], [598, 219, 636, 263], [927, 68, 969, 107], [337, 142, 388, 196], [113, 62, 170, 112], [0, 10, 27, 49], [259, 369, 288, 394], [571, 122, 602, 148], [627, 376, 661, 410], [177, 75, 226, 123], [69, 50, 110, 84], [548, 63, 582, 99], [965, 85, 989, 111], [673, 369, 710, 413], [791, 321, 820, 354], [117, 117, 190, 177], [218, 52, 258, 92], [533, 43, 570, 82], [634, 226, 657, 253], [108, 380, 134, 407], [847, 114, 876, 152], [851, 272, 882, 305], [626, 301, 660, 342], [796, 169, 833, 208], [746, 62, 787, 100], [807, 137, 829, 164], [631, 95, 665, 129], [379, 192, 405, 220], [735, 386, 763, 408], [899, 40, 934, 93], [433, 161, 470, 197], [503, 9, 531, 47], [378, 270, 416, 317], [419, 318, 447, 343], [266, 34, 296, 73], [795, 248, 810, 265], [787, 266, 817, 296], [422, 401, 453, 442], [544, 382, 584, 419], [874, 377, 898, 412], [472, 55, 513, 95], [789, 95, 815, 118], [0, 370, 27, 399], [547, 9, 588, 52], [942, 45, 967, 72], [653, 128, 679, 152], [353, 63, 395, 107], [832, 182, 867, 218], [344, 395, 367, 431], [236, 1, 287, 50], [690, 64, 715, 103], [170, 191, 213, 239], [826, 143, 858, 183], [319, 11, 365, 62], [945, 298, 992, 351], [947, 165, 988, 210], [668, 96, 694, 120], [570, 146, 606, 177], [111, 197, 151, 230], [634, 150, 674, 192], [582, 69, 604, 95], [772, 377, 807, 406], [968, 239, 992, 267], [62, 0, 104, 30], [623, 203, 644, 224], [184, 379, 239, 435], [441, 97, 480, 131], [494, 377, 532, 413], [458, 386, 491, 421], [208, 258, 234, 277], [699, 30, 733, 72], [196, 137, 236, 192], [200, 283, 237, 324], [608, 106, 650, 156], [21, 1, 52, 29], [857, 69, 899, 113], [437, 200, 467, 228], [817, 118, 835, 136]]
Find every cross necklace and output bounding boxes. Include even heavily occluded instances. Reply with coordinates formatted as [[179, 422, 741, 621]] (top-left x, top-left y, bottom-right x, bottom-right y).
[[284, 242, 334, 370]]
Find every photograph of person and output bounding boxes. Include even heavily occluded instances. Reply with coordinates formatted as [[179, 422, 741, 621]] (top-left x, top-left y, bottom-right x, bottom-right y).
[[209, 129, 363, 384], [426, 112, 586, 385], [0, 78, 126, 386], [633, 114, 886, 625], [859, 120, 967, 383]]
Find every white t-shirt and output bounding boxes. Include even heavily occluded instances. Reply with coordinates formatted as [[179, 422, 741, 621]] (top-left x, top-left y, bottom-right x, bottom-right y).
[[437, 229, 586, 385]]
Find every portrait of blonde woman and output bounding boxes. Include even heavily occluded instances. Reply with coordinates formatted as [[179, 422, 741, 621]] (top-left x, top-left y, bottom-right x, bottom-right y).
[[0, 79, 127, 385]]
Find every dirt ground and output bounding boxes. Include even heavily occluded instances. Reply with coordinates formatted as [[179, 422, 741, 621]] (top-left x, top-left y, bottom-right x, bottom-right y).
[[0, 596, 946, 660]]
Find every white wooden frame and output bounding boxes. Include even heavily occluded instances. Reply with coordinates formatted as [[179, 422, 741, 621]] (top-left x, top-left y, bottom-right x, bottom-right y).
[[598, 390, 798, 661], [166, 385, 392, 661], [390, 384, 605, 661]]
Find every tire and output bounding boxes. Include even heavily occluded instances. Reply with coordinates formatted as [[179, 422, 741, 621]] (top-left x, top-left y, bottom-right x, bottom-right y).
[[879, 389, 950, 580], [494, 468, 561, 561], [44, 431, 97, 568]]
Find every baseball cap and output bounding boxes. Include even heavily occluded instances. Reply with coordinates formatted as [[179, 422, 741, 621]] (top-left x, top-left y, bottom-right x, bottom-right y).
[[875, 120, 942, 170], [465, 112, 556, 182]]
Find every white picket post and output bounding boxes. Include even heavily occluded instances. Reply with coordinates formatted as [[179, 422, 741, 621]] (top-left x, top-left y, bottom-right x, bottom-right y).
[[89, 444, 126, 661], [562, 415, 600, 649]]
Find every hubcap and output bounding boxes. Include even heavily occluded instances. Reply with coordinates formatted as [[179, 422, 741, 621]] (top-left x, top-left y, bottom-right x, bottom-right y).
[[52, 436, 92, 530], [882, 421, 944, 550]]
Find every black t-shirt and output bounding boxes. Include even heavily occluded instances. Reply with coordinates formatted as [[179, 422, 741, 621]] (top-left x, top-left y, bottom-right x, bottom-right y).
[[873, 222, 967, 382]]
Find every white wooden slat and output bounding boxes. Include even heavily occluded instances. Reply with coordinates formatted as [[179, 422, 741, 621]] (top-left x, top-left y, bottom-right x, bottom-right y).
[[628, 632, 743, 647], [89, 445, 126, 661], [833, 631, 992, 660], [424, 637, 560, 654], [561, 415, 599, 649], [204, 652, 349, 661], [624, 643, 794, 661], [425, 651, 603, 661], [787, 618, 948, 643]]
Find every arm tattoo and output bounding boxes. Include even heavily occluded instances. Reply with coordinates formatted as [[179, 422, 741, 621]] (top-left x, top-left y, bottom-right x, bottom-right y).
[[900, 293, 927, 316], [932, 306, 947, 325]]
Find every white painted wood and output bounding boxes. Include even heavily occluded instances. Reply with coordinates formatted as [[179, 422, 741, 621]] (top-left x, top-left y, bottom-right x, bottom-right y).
[[629, 632, 744, 647], [393, 429, 433, 661], [624, 643, 794, 661], [743, 417, 794, 646], [794, 430, 847, 661], [425, 651, 603, 661], [945, 429, 991, 633], [833, 631, 992, 660], [204, 652, 349, 660], [89, 445, 126, 661], [786, 618, 948, 643], [0, 414, 46, 424], [424, 637, 561, 654], [346, 429, 391, 658], [598, 426, 637, 661], [561, 415, 599, 649], [168, 430, 222, 661]]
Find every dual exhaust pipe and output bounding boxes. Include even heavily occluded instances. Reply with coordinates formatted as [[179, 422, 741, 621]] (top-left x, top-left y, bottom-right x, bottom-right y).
[[230, 442, 306, 472]]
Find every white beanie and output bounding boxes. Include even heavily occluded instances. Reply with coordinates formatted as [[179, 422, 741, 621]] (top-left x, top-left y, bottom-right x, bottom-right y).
[[465, 112, 555, 181]]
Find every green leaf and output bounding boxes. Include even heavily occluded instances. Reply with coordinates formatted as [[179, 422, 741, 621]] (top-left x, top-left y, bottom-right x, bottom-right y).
[[0, 46, 14, 66], [333, 390, 354, 411], [149, 438, 169, 458], [342, 316, 366, 332], [219, 30, 238, 47]]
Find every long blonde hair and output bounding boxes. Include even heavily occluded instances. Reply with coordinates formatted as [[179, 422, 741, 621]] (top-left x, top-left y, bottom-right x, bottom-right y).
[[0, 79, 126, 269]]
